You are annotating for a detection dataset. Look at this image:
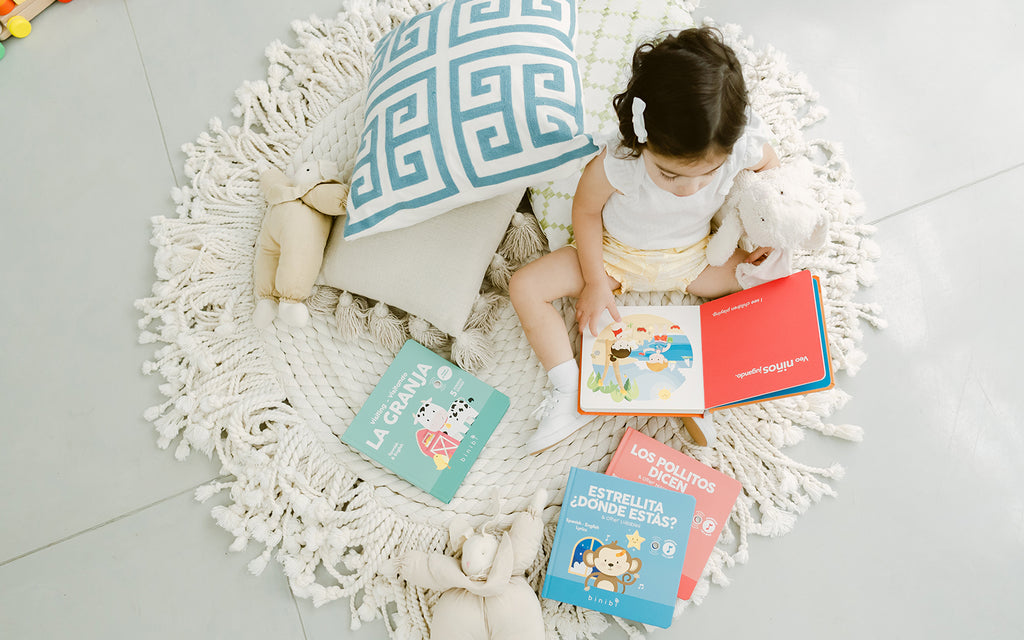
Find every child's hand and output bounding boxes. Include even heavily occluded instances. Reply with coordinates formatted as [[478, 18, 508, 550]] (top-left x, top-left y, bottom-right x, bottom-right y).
[[576, 284, 621, 337], [745, 246, 774, 266]]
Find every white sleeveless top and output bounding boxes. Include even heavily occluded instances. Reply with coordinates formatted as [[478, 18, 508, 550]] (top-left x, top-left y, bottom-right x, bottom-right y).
[[600, 108, 771, 250]]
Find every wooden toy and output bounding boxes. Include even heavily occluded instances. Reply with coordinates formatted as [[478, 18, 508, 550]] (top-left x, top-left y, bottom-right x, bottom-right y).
[[1, 0, 72, 43]]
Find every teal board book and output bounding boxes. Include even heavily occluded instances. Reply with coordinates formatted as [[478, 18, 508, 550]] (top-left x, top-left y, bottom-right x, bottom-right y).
[[542, 468, 697, 628], [340, 340, 509, 503]]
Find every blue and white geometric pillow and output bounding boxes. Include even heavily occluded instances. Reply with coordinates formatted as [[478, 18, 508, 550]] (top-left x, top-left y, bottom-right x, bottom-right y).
[[343, 0, 599, 240]]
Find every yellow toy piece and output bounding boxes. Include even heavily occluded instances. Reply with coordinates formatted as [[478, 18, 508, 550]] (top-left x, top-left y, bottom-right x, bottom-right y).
[[5, 14, 29, 37], [1, 0, 70, 43]]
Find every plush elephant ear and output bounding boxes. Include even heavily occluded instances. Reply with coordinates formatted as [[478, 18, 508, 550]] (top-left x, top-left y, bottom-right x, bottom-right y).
[[788, 155, 815, 174], [803, 211, 831, 249]]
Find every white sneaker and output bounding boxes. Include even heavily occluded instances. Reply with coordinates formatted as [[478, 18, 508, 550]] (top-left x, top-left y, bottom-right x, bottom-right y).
[[527, 387, 596, 454]]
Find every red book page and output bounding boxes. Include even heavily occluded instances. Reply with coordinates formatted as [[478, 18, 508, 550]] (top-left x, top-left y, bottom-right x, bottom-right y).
[[700, 271, 825, 409]]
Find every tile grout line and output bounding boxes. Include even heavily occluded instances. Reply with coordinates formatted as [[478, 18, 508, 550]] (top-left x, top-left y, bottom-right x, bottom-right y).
[[869, 161, 1024, 225], [0, 476, 229, 569], [122, 0, 181, 189], [290, 589, 311, 640]]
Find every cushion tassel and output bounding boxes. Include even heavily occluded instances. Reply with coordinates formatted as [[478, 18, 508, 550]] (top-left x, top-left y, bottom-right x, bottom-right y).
[[407, 315, 450, 350], [304, 285, 341, 315], [368, 301, 408, 352], [498, 209, 548, 263], [334, 291, 369, 340], [485, 252, 513, 292], [465, 290, 505, 332], [450, 327, 494, 372]]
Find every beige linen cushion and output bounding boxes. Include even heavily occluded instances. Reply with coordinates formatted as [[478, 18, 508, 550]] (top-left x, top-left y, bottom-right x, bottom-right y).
[[318, 189, 523, 336]]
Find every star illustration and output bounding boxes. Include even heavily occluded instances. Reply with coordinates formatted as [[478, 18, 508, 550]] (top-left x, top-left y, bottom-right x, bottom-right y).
[[626, 529, 645, 550]]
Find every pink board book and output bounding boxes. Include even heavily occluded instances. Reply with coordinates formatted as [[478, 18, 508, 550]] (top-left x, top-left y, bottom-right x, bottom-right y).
[[605, 427, 743, 600]]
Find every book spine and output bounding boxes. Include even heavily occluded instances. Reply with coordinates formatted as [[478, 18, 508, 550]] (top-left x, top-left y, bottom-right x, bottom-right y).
[[541, 467, 577, 600]]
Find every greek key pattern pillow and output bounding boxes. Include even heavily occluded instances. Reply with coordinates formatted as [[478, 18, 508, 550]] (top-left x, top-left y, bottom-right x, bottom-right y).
[[529, 0, 695, 249], [344, 0, 598, 240]]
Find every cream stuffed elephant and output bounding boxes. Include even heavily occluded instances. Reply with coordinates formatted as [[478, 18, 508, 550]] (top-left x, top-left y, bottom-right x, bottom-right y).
[[707, 157, 829, 288], [390, 490, 547, 640], [253, 160, 348, 328]]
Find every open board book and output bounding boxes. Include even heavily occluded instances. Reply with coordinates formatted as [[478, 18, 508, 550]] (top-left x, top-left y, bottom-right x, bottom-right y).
[[579, 270, 832, 416], [541, 467, 696, 628], [606, 427, 742, 600], [340, 340, 509, 503]]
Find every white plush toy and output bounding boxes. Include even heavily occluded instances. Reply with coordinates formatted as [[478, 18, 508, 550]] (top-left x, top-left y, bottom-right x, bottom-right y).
[[706, 157, 829, 288], [253, 160, 348, 328], [386, 490, 547, 640]]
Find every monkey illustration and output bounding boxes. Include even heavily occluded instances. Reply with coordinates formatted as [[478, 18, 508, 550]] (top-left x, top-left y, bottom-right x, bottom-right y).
[[582, 542, 642, 593]]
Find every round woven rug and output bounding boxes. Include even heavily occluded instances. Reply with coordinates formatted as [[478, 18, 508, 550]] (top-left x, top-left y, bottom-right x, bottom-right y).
[[136, 1, 883, 638]]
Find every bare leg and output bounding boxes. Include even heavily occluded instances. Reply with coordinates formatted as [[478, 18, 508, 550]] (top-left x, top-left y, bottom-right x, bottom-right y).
[[509, 247, 619, 370], [513, 248, 622, 453], [510, 247, 586, 370], [686, 248, 750, 299]]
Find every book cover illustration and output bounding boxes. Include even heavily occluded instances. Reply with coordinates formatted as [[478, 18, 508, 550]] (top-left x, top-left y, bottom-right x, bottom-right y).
[[606, 428, 743, 600], [541, 468, 696, 628], [579, 270, 831, 416], [340, 340, 510, 503]]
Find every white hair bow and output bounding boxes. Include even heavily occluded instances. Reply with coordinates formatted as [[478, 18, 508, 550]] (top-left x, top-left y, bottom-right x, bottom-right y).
[[631, 97, 648, 144]]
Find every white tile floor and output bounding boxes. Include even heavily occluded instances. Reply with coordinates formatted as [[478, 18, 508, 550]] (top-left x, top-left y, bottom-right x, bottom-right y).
[[1, 0, 1021, 638]]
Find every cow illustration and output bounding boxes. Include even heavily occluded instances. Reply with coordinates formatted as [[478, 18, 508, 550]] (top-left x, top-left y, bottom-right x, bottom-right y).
[[412, 397, 478, 460], [444, 398, 478, 439], [413, 399, 448, 432]]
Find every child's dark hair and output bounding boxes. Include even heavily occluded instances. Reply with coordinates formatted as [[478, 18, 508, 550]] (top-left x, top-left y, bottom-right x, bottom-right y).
[[612, 26, 748, 160]]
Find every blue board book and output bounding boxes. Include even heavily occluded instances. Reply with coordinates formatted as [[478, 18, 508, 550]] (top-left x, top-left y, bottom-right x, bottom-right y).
[[541, 467, 697, 628], [340, 340, 509, 503]]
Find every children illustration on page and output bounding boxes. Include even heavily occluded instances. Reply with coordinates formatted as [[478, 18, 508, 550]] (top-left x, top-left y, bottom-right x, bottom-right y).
[[582, 311, 705, 413]]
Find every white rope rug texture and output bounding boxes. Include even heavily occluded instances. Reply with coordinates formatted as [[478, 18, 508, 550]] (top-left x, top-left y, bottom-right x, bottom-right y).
[[136, 1, 884, 638]]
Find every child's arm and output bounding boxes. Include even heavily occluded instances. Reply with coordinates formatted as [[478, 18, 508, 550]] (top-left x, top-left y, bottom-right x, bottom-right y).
[[572, 150, 621, 336]]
